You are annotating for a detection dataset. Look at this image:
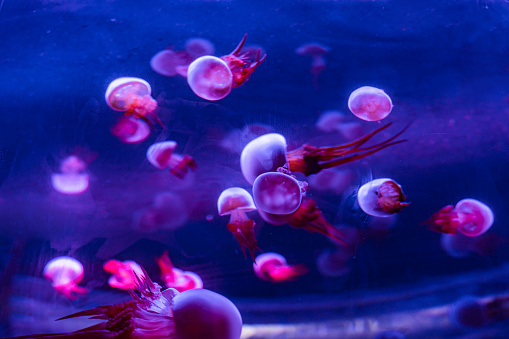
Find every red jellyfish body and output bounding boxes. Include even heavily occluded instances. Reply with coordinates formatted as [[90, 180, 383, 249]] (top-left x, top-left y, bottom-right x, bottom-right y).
[[156, 251, 204, 292], [43, 256, 87, 300], [423, 198, 494, 237], [111, 116, 151, 144], [253, 252, 308, 283], [357, 178, 410, 217]]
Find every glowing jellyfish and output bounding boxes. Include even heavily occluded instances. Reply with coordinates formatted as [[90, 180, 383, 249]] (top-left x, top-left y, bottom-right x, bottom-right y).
[[348, 86, 393, 122], [422, 199, 494, 237], [253, 252, 308, 283], [105, 77, 163, 128], [111, 116, 150, 144], [146, 141, 197, 178], [217, 187, 260, 259], [156, 250, 204, 292], [187, 34, 266, 101], [357, 178, 410, 217], [295, 42, 329, 87], [252, 171, 303, 215], [103, 259, 145, 290], [16, 270, 243, 339], [449, 295, 509, 329], [43, 256, 87, 300], [51, 155, 89, 195]]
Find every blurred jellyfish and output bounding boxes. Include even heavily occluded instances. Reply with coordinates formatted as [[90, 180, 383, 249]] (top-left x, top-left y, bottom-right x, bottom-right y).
[[111, 116, 150, 144], [315, 110, 363, 140], [43, 256, 87, 300], [185, 37, 215, 59], [150, 48, 193, 77], [156, 250, 203, 292], [103, 259, 145, 290], [217, 187, 260, 259], [134, 192, 189, 233], [220, 123, 275, 154], [146, 141, 197, 179], [307, 168, 355, 195], [295, 42, 329, 87], [348, 86, 393, 122], [253, 252, 308, 283], [449, 295, 509, 329], [422, 199, 494, 237], [51, 155, 89, 195], [317, 249, 350, 278], [440, 232, 504, 258], [357, 178, 410, 217]]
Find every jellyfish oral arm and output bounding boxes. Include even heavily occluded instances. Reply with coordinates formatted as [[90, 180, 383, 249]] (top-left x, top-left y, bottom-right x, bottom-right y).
[[422, 205, 461, 234], [227, 209, 260, 260], [55, 281, 88, 300]]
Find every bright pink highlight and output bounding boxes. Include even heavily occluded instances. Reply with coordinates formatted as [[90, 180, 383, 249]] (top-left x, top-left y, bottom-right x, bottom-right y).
[[253, 252, 307, 283], [156, 251, 203, 292], [103, 259, 144, 290], [146, 141, 197, 178], [111, 116, 150, 144], [348, 86, 393, 122], [43, 256, 87, 300], [51, 155, 89, 195]]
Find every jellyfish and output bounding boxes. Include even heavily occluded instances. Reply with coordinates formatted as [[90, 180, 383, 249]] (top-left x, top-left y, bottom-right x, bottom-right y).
[[10, 270, 243, 339], [146, 141, 197, 179], [217, 187, 260, 259], [105, 77, 164, 128], [422, 199, 494, 237], [253, 252, 308, 283], [103, 259, 145, 290], [295, 42, 329, 87], [187, 34, 266, 101], [315, 110, 363, 140], [111, 116, 151, 144], [348, 86, 393, 122], [135, 192, 189, 233], [156, 250, 204, 292], [43, 256, 87, 300], [150, 48, 193, 77], [252, 171, 304, 215], [51, 155, 90, 195], [449, 295, 509, 329], [185, 37, 215, 59], [357, 178, 410, 217]]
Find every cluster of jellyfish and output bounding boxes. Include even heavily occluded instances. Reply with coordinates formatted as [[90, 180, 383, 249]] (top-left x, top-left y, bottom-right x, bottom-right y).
[[32, 34, 499, 339]]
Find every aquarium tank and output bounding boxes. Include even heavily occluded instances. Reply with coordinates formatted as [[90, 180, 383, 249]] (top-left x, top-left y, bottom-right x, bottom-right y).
[[1, 0, 509, 338]]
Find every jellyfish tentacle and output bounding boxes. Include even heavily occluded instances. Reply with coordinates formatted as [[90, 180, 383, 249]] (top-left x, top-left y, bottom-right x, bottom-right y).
[[227, 219, 260, 260], [421, 205, 459, 234]]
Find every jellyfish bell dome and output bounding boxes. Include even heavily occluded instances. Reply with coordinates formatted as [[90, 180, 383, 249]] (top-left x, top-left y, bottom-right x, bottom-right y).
[[240, 133, 288, 185], [217, 187, 256, 216], [146, 141, 178, 169], [357, 178, 402, 218], [43, 256, 84, 286], [51, 173, 89, 195], [455, 199, 494, 237], [348, 86, 393, 122], [252, 172, 302, 215], [253, 252, 286, 281], [105, 77, 151, 111], [187, 55, 233, 101]]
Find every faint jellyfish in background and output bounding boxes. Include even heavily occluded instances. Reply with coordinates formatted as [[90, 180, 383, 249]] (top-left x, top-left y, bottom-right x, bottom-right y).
[[357, 178, 410, 217], [449, 295, 509, 329], [51, 155, 90, 195], [295, 42, 329, 88], [156, 250, 203, 292], [307, 168, 355, 196], [348, 86, 393, 122], [217, 187, 260, 259], [134, 192, 189, 233], [422, 199, 494, 237], [220, 123, 275, 154], [253, 252, 308, 283], [111, 116, 150, 144], [440, 232, 504, 258], [43, 256, 87, 300], [315, 110, 363, 140], [146, 141, 197, 179], [185, 37, 215, 59], [103, 259, 145, 290]]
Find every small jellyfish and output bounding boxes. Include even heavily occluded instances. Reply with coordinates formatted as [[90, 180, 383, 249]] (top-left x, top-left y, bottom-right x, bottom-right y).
[[150, 48, 193, 77], [252, 171, 303, 215], [422, 199, 494, 237], [253, 252, 308, 283], [43, 256, 87, 300], [348, 86, 393, 122], [111, 116, 151, 144], [295, 43, 329, 87], [357, 178, 410, 217], [217, 187, 260, 259], [156, 250, 203, 292], [449, 295, 509, 329], [51, 155, 90, 195], [103, 259, 145, 290], [185, 37, 215, 59], [146, 141, 197, 179], [105, 77, 164, 128]]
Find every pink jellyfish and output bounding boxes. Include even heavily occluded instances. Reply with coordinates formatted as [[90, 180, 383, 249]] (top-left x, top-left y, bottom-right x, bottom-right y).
[[348, 86, 393, 122], [217, 187, 260, 259], [103, 259, 145, 290], [253, 252, 308, 283], [187, 34, 266, 101], [150, 48, 193, 77], [156, 250, 203, 292], [43, 256, 87, 300], [252, 171, 304, 215], [422, 199, 494, 237], [10, 270, 243, 339], [111, 116, 150, 144], [146, 141, 197, 178], [357, 178, 410, 217], [51, 155, 89, 195], [295, 43, 329, 87], [105, 77, 164, 128]]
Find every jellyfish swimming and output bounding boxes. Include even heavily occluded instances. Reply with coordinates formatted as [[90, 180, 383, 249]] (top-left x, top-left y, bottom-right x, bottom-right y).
[[146, 141, 197, 179], [187, 34, 266, 101], [422, 198, 494, 237], [111, 116, 151, 144], [156, 250, 204, 292], [43, 256, 87, 300], [105, 77, 164, 128], [11, 270, 242, 339], [217, 187, 260, 259], [357, 178, 410, 217], [51, 155, 90, 195], [295, 42, 329, 87], [150, 48, 193, 77], [103, 259, 145, 290], [252, 171, 304, 215], [253, 252, 308, 283], [348, 86, 393, 122]]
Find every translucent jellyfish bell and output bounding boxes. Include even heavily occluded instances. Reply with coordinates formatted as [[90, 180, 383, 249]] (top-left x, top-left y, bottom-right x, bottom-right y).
[[146, 141, 197, 178], [51, 155, 89, 195], [240, 133, 288, 185], [105, 77, 152, 112], [348, 86, 393, 122], [43, 256, 87, 300], [253, 252, 307, 283], [357, 178, 410, 217], [187, 56, 233, 101], [252, 172, 302, 215]]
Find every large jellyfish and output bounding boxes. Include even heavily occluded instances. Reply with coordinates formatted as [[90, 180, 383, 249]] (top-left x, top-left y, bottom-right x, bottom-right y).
[[156, 250, 204, 292], [348, 86, 393, 122], [43, 256, 87, 300], [357, 178, 410, 217], [253, 252, 308, 283]]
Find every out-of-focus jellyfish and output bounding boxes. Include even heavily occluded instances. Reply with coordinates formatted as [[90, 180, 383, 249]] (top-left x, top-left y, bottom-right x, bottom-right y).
[[150, 48, 193, 77], [185, 37, 215, 59], [51, 155, 90, 195], [105, 77, 164, 128], [441, 232, 505, 258], [348, 86, 393, 122], [449, 295, 509, 329], [295, 43, 329, 87], [11, 270, 243, 339], [103, 259, 145, 290], [220, 123, 275, 154], [315, 110, 363, 140], [422, 199, 494, 237], [187, 34, 266, 101], [253, 252, 308, 283], [146, 141, 197, 178], [217, 187, 260, 259], [156, 250, 203, 292], [111, 116, 150, 144], [135, 192, 189, 232], [357, 178, 410, 217], [43, 256, 87, 300], [317, 248, 350, 278], [307, 168, 355, 195]]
